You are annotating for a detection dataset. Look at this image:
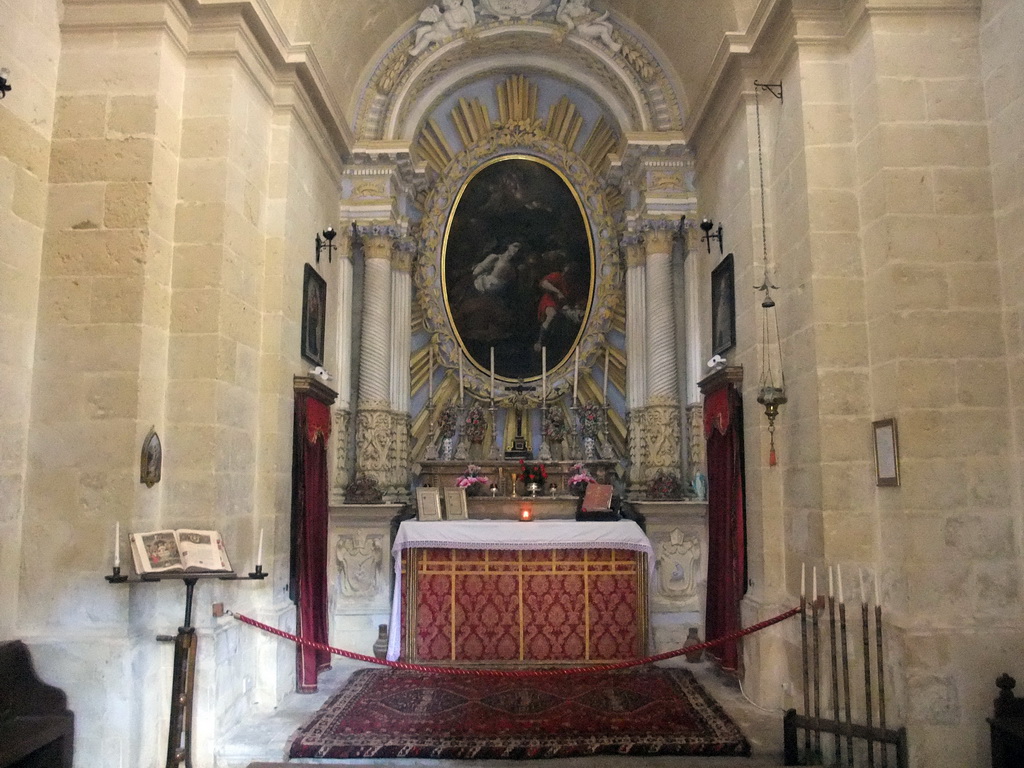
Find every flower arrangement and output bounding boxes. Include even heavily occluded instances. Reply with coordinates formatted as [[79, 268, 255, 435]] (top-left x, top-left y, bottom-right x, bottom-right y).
[[567, 461, 595, 496], [542, 407, 568, 443], [519, 460, 547, 486], [579, 403, 603, 438], [463, 405, 486, 444], [456, 464, 490, 494], [437, 404, 459, 439], [647, 470, 684, 501]]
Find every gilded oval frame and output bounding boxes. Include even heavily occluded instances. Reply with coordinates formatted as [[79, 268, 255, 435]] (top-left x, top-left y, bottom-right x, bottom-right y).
[[441, 154, 595, 382]]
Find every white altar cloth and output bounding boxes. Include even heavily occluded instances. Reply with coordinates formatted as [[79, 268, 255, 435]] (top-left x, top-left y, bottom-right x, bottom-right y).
[[387, 519, 654, 661]]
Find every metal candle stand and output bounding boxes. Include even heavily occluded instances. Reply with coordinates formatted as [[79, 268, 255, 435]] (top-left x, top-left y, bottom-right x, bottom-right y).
[[784, 572, 908, 767], [106, 565, 267, 768]]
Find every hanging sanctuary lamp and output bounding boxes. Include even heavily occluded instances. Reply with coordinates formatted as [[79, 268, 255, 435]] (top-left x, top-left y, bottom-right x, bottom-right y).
[[753, 81, 786, 466]]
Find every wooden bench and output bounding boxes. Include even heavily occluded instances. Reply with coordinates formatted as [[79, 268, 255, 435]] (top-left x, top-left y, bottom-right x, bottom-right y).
[[990, 673, 1024, 768], [0, 640, 74, 768]]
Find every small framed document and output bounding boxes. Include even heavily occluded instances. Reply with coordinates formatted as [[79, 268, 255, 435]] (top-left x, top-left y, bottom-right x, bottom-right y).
[[416, 487, 443, 521], [443, 487, 469, 520]]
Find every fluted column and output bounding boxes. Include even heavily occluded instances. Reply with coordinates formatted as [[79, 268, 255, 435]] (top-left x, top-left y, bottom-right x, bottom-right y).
[[355, 226, 397, 491], [623, 235, 648, 493], [331, 232, 356, 504], [388, 240, 415, 499], [642, 223, 682, 483]]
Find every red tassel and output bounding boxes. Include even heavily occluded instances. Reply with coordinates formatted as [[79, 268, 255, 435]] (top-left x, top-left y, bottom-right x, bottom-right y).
[[769, 447, 777, 466]]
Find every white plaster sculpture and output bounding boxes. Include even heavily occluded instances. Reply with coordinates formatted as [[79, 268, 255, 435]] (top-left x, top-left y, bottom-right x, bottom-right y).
[[410, 0, 477, 55], [477, 0, 554, 19], [556, 0, 620, 53]]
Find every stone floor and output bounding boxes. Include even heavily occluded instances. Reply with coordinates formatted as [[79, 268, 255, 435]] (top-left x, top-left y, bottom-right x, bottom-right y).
[[216, 658, 789, 768]]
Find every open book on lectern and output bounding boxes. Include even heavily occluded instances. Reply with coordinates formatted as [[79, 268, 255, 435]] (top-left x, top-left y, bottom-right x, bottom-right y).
[[129, 529, 232, 575]]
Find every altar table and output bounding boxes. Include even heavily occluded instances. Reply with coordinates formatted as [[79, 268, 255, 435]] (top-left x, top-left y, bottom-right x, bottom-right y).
[[387, 520, 654, 664]]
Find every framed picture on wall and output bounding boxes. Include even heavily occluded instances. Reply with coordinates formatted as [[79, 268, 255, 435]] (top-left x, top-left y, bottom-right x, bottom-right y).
[[301, 263, 326, 366], [711, 253, 736, 356], [872, 418, 900, 487]]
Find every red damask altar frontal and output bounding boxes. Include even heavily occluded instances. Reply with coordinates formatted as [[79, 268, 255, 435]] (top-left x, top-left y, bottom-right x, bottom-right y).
[[401, 547, 647, 664]]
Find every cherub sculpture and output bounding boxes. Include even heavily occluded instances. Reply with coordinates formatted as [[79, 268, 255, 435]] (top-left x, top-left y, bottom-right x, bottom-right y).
[[556, 0, 620, 53], [410, 0, 477, 56]]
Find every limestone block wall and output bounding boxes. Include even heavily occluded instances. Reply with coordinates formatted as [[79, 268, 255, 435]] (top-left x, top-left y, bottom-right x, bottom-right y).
[[0, 0, 61, 640]]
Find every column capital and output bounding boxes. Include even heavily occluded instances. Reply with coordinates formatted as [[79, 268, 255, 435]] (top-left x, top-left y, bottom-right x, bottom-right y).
[[357, 224, 400, 260], [392, 237, 416, 273]]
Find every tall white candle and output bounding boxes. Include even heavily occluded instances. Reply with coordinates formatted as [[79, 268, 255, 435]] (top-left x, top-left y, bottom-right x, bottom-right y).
[[256, 528, 264, 567], [874, 572, 880, 607], [114, 522, 120, 569], [859, 568, 867, 605], [837, 564, 844, 604], [428, 346, 434, 400], [458, 354, 464, 403], [490, 347, 495, 402], [812, 566, 818, 603], [828, 566, 834, 598], [573, 347, 579, 403], [541, 347, 547, 401], [602, 347, 609, 404]]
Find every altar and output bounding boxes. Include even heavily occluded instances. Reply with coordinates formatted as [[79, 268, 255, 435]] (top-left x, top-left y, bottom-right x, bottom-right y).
[[387, 519, 653, 665]]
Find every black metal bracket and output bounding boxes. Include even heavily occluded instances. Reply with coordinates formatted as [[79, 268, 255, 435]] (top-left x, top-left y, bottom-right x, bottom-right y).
[[754, 80, 783, 101]]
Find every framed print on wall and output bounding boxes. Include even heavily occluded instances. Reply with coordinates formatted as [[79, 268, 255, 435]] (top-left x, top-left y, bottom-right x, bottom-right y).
[[301, 263, 327, 366], [873, 418, 900, 487], [711, 253, 736, 356]]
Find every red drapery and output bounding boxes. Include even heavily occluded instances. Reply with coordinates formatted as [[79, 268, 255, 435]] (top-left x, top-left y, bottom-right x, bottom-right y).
[[703, 385, 746, 672], [293, 394, 332, 692]]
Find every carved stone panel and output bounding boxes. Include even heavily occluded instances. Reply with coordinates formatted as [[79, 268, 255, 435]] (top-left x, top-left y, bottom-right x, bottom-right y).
[[654, 528, 701, 608], [333, 532, 388, 610]]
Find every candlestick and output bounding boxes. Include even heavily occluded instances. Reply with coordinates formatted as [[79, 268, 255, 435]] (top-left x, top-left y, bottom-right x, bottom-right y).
[[256, 528, 264, 567], [428, 346, 433, 400], [573, 347, 579, 403], [837, 564, 844, 604], [114, 522, 120, 569], [602, 347, 609, 404], [859, 567, 867, 605], [489, 347, 495, 402], [541, 346, 546, 401], [801, 562, 806, 599]]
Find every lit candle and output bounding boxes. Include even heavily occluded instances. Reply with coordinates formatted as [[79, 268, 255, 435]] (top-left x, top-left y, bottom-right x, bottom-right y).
[[428, 346, 434, 401], [114, 522, 120, 569], [541, 346, 547, 401], [828, 566, 834, 599], [812, 566, 817, 604], [490, 347, 495, 402], [800, 562, 806, 599], [520, 506, 533, 521], [256, 528, 264, 568], [573, 347, 579, 403], [837, 564, 844, 604], [602, 347, 609, 405]]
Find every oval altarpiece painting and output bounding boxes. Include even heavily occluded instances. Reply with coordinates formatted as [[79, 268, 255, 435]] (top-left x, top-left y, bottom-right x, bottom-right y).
[[443, 155, 594, 381]]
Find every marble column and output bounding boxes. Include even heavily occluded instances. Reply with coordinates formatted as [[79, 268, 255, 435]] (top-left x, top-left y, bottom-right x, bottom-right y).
[[331, 231, 356, 504], [642, 222, 683, 483], [623, 235, 648, 493], [354, 226, 398, 492], [388, 239, 415, 500]]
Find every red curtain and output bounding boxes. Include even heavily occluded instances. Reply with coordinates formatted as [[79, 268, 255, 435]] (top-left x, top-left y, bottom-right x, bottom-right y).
[[703, 385, 746, 672], [293, 394, 332, 692]]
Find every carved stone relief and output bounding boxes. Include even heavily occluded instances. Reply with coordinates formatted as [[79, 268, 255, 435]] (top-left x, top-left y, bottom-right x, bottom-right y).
[[654, 528, 701, 606], [335, 533, 385, 599]]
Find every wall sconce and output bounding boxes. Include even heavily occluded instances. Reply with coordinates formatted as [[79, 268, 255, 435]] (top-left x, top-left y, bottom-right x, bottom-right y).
[[700, 218, 723, 254], [0, 69, 12, 99], [315, 227, 336, 263]]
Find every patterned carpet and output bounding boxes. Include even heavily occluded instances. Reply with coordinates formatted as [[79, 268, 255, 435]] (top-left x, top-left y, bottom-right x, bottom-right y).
[[287, 667, 750, 760]]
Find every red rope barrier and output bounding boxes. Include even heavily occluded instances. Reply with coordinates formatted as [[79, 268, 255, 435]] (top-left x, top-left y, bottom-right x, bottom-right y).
[[230, 605, 801, 678]]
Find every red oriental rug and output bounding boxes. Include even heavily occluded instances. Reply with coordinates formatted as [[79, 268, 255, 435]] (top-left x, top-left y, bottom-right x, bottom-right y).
[[286, 667, 750, 760]]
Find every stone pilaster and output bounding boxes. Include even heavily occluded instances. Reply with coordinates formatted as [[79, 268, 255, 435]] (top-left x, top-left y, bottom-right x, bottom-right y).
[[387, 239, 414, 498], [623, 235, 648, 492]]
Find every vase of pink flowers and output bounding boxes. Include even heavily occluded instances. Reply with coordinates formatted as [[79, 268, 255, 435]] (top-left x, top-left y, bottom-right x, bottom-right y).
[[567, 461, 595, 497], [456, 464, 490, 496]]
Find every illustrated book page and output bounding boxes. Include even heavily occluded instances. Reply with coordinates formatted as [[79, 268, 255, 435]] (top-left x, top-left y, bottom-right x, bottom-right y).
[[129, 529, 232, 574]]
